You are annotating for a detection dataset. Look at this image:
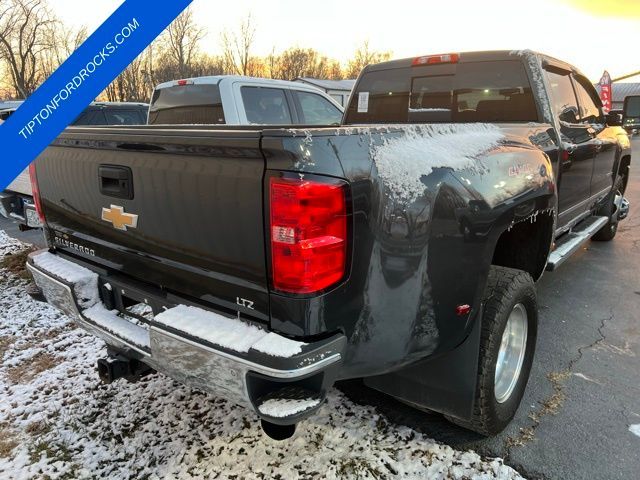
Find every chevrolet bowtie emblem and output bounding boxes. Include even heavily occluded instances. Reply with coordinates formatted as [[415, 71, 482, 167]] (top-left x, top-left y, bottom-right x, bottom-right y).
[[101, 205, 138, 231]]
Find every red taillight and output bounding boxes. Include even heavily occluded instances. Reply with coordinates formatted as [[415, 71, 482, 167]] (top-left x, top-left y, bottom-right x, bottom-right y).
[[28, 163, 45, 223], [269, 176, 348, 294], [176, 79, 191, 86], [412, 53, 459, 66]]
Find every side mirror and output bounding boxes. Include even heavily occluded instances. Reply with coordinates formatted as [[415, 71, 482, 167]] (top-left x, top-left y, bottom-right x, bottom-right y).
[[559, 106, 579, 124], [606, 111, 622, 126]]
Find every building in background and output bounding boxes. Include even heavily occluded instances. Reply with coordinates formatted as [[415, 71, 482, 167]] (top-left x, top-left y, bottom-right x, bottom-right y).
[[294, 78, 356, 107]]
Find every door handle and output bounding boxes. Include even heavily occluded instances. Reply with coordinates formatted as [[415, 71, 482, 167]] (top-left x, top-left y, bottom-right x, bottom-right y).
[[98, 165, 134, 200], [116, 143, 165, 152], [560, 144, 576, 172]]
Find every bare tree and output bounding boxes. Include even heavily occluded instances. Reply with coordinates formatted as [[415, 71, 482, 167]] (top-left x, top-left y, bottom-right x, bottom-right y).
[[220, 13, 256, 76], [41, 22, 87, 78], [0, 0, 55, 98], [104, 48, 153, 102], [326, 60, 343, 80], [271, 47, 333, 80], [346, 40, 391, 79], [0, 1, 357, 103], [266, 46, 279, 79], [265, 47, 345, 80], [164, 8, 205, 78]]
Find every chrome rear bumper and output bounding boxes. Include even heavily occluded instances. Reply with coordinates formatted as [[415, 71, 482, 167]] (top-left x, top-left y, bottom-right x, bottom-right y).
[[27, 250, 345, 424]]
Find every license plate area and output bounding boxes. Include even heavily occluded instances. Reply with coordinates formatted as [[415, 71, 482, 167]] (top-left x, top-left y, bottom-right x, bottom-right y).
[[24, 203, 42, 228]]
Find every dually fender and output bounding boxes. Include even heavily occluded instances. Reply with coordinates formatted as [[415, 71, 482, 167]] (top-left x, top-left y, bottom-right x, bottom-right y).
[[262, 128, 556, 389], [362, 139, 556, 420]]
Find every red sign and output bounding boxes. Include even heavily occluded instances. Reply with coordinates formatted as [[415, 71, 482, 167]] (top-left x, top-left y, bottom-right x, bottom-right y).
[[599, 71, 612, 112]]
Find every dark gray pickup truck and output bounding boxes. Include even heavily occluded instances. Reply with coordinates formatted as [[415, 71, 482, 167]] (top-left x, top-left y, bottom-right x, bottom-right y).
[[27, 50, 631, 439]]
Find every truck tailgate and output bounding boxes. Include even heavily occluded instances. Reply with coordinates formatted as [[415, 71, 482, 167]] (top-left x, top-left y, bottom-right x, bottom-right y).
[[34, 127, 269, 321]]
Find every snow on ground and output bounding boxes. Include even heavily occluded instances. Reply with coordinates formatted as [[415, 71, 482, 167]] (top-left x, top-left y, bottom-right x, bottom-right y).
[[0, 231, 523, 479]]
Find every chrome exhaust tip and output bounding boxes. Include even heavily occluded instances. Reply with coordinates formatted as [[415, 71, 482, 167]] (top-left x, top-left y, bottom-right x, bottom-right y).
[[261, 420, 297, 441]]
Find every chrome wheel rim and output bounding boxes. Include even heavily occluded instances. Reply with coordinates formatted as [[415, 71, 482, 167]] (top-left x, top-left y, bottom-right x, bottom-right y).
[[494, 303, 528, 404], [613, 189, 623, 220]]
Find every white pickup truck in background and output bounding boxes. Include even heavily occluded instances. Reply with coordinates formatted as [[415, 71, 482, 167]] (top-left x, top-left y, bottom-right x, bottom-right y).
[[148, 76, 344, 126]]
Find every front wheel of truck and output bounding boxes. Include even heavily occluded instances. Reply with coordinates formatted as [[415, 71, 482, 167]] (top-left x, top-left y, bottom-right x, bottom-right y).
[[447, 266, 538, 436]]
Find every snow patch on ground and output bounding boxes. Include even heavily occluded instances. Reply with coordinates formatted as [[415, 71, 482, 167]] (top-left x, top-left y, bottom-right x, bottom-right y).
[[0, 230, 523, 479], [155, 304, 305, 357], [0, 230, 23, 256], [372, 123, 504, 203], [258, 397, 321, 418], [32, 251, 99, 308]]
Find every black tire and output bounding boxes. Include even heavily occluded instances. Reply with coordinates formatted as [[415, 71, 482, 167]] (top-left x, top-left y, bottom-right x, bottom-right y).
[[593, 175, 625, 242], [447, 266, 537, 436]]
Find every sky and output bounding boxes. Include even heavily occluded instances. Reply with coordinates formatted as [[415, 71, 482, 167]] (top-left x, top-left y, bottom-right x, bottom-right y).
[[50, 0, 640, 82]]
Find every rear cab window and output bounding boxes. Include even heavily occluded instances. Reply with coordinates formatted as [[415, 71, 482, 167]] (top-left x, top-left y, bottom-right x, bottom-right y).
[[104, 109, 146, 125], [241, 86, 293, 124], [73, 110, 105, 126], [345, 59, 539, 124], [149, 83, 225, 125]]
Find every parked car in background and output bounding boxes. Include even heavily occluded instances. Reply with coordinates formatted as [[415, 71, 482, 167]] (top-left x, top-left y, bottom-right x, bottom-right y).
[[0, 100, 24, 112], [1, 102, 149, 230], [623, 95, 640, 134], [71, 102, 149, 126], [0, 108, 17, 121], [148, 76, 343, 126]]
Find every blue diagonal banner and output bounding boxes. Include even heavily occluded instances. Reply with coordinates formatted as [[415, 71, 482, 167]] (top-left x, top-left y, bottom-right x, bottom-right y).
[[0, 0, 193, 190]]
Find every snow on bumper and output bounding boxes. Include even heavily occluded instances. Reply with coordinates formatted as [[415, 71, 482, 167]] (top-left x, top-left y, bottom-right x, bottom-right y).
[[27, 250, 345, 423]]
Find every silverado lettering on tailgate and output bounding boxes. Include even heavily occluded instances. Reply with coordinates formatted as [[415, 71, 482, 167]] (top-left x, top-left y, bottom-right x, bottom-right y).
[[53, 235, 96, 257]]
